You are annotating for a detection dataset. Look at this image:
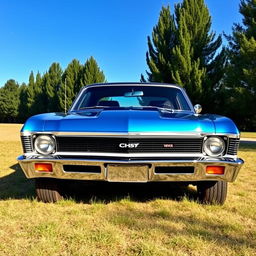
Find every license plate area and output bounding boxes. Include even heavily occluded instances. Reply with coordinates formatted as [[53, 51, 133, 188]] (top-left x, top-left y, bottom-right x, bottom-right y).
[[107, 164, 149, 182]]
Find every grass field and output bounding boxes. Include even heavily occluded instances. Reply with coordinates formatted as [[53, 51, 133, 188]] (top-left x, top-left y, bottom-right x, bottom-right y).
[[0, 124, 255, 256], [241, 132, 256, 139]]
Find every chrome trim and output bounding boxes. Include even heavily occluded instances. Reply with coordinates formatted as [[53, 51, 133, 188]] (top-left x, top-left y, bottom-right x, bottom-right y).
[[85, 83, 183, 88], [200, 133, 240, 139], [22, 131, 34, 136], [223, 154, 239, 159], [24, 152, 204, 158], [17, 155, 244, 183], [24, 151, 238, 160], [21, 131, 240, 138]]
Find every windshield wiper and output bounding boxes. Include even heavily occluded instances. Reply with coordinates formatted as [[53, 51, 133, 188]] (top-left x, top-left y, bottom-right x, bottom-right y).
[[78, 105, 175, 112], [78, 106, 111, 110], [139, 106, 175, 113]]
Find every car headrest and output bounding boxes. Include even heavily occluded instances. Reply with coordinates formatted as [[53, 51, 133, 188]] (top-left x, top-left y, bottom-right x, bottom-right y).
[[98, 100, 120, 107], [149, 100, 174, 109]]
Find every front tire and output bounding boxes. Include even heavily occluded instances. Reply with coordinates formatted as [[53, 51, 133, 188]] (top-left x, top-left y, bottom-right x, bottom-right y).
[[197, 181, 227, 205], [35, 178, 63, 203]]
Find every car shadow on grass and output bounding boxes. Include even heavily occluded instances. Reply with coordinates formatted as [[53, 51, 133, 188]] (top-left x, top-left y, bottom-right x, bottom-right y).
[[0, 163, 198, 203], [62, 180, 198, 204], [239, 142, 256, 151], [0, 163, 34, 200]]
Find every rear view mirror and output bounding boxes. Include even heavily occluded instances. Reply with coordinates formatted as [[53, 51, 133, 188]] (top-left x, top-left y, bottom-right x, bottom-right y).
[[124, 91, 144, 97]]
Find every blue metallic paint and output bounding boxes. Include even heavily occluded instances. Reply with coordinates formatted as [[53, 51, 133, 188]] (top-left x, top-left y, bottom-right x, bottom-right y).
[[21, 110, 239, 135]]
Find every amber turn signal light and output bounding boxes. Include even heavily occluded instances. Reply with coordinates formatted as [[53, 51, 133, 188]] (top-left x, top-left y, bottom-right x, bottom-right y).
[[35, 163, 53, 172], [206, 166, 225, 175]]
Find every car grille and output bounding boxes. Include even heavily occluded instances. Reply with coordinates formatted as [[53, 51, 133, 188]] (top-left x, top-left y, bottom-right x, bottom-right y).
[[55, 137, 203, 153], [227, 138, 240, 155], [21, 136, 33, 153]]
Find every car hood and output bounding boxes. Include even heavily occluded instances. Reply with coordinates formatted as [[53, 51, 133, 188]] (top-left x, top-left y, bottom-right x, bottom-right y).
[[21, 110, 239, 135]]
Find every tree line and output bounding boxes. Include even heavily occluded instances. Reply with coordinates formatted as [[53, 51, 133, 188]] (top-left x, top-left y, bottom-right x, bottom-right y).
[[0, 57, 105, 123], [0, 0, 255, 131]]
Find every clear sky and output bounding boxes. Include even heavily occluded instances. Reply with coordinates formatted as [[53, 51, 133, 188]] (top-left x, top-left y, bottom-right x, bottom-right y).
[[0, 0, 242, 87]]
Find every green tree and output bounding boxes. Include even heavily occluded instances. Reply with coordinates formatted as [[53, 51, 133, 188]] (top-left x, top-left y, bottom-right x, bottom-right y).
[[18, 82, 28, 122], [141, 6, 177, 83], [0, 79, 20, 122], [32, 72, 44, 114], [58, 59, 83, 111], [0, 58, 107, 120], [41, 63, 62, 112], [225, 0, 256, 130], [26, 71, 35, 115], [142, 0, 225, 108], [80, 57, 106, 87], [25, 71, 44, 116]]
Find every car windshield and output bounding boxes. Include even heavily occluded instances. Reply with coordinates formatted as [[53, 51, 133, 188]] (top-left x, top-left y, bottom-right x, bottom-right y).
[[71, 85, 192, 111]]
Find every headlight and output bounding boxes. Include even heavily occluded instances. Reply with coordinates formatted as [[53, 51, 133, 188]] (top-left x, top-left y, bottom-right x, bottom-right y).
[[203, 137, 225, 156], [34, 135, 55, 155]]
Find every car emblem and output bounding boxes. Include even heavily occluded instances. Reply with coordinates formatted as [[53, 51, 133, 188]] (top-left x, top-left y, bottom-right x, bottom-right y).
[[119, 143, 139, 148], [163, 144, 174, 148]]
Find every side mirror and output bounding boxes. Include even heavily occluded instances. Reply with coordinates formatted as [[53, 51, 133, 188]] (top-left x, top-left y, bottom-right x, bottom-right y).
[[194, 104, 202, 114]]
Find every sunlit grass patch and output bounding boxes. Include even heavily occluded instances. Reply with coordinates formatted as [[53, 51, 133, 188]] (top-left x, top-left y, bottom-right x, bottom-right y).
[[241, 132, 256, 139], [154, 208, 171, 219], [0, 123, 22, 142], [129, 240, 170, 256]]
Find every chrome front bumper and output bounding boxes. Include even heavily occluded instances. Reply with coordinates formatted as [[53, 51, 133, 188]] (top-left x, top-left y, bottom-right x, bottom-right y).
[[17, 155, 244, 183]]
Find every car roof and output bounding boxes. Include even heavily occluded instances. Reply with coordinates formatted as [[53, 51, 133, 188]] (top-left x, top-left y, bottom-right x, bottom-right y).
[[84, 82, 184, 90]]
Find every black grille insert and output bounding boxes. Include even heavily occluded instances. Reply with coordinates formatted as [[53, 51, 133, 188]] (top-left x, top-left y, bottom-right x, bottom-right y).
[[21, 136, 33, 153], [56, 137, 203, 154], [227, 138, 240, 155], [155, 166, 194, 174], [63, 165, 101, 173]]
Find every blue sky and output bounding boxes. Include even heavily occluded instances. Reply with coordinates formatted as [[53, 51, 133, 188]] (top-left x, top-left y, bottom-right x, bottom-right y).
[[0, 0, 242, 87]]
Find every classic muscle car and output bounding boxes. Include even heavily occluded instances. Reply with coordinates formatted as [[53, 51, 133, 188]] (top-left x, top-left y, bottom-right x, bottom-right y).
[[17, 83, 244, 204]]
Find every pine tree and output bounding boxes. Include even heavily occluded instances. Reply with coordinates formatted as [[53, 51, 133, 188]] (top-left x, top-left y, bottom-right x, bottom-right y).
[[143, 0, 225, 108], [18, 83, 28, 122], [0, 79, 20, 122], [58, 59, 83, 111], [42, 63, 63, 112], [26, 71, 35, 115], [32, 72, 44, 114], [39, 73, 49, 113], [173, 0, 225, 104], [80, 57, 106, 87], [225, 0, 256, 130], [141, 6, 177, 83]]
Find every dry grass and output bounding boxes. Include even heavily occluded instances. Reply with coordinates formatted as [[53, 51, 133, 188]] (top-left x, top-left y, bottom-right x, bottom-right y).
[[241, 132, 256, 139], [0, 123, 22, 141], [0, 124, 255, 256]]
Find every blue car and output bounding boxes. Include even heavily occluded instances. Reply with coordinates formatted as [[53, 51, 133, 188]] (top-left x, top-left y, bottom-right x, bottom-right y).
[[18, 83, 244, 204]]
